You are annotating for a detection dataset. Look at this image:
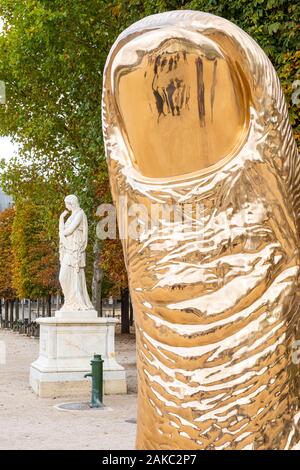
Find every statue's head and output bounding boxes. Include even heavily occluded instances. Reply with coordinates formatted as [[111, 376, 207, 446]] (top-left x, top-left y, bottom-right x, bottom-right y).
[[64, 194, 80, 211]]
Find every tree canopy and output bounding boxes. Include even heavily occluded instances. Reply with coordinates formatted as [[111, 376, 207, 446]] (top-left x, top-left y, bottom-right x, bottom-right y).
[[11, 200, 59, 298], [0, 0, 298, 300], [0, 207, 15, 300]]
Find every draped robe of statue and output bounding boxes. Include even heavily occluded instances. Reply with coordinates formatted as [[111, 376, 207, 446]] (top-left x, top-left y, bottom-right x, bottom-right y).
[[59, 208, 94, 311], [102, 10, 300, 450]]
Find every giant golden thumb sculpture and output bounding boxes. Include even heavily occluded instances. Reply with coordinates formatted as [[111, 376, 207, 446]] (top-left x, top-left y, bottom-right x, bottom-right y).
[[102, 10, 300, 450]]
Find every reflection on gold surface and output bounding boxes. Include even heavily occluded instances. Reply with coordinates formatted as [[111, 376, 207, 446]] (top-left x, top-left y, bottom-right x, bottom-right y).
[[116, 32, 247, 177], [102, 11, 300, 450]]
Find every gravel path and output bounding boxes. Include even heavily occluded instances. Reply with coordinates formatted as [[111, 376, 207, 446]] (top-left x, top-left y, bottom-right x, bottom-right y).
[[0, 329, 137, 450]]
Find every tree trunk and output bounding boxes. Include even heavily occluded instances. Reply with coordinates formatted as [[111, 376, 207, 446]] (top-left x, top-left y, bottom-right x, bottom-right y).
[[92, 240, 103, 317], [15, 299, 19, 321], [28, 299, 31, 323], [4, 300, 9, 326], [121, 287, 130, 334], [9, 299, 14, 328], [47, 294, 51, 317], [41, 297, 45, 317], [21, 299, 25, 322], [129, 295, 134, 326]]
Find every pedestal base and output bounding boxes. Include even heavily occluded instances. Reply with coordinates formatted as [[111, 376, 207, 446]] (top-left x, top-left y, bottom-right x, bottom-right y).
[[29, 313, 127, 398]]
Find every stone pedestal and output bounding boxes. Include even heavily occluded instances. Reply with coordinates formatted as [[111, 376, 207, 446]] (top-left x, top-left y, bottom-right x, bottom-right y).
[[29, 310, 127, 398]]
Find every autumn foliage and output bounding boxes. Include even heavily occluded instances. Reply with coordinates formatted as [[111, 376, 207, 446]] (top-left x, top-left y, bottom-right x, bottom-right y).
[[0, 207, 16, 300], [0, 0, 298, 303], [11, 201, 59, 299], [100, 237, 128, 297]]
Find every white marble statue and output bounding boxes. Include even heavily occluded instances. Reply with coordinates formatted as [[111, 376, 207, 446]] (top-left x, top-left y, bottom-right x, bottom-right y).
[[30, 195, 126, 398], [59, 194, 94, 311]]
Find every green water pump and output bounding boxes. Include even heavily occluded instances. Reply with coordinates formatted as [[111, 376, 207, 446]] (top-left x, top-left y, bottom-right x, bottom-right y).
[[84, 354, 104, 408]]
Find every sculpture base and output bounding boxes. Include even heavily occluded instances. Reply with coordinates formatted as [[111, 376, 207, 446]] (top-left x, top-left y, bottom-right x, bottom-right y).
[[29, 313, 127, 398], [54, 308, 98, 320]]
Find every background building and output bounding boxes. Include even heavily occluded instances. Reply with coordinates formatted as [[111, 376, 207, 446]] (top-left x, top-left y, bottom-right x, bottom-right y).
[[0, 187, 12, 212]]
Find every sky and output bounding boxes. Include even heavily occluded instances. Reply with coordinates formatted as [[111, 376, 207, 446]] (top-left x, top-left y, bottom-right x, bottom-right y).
[[0, 22, 15, 161], [0, 23, 17, 162], [0, 136, 19, 161]]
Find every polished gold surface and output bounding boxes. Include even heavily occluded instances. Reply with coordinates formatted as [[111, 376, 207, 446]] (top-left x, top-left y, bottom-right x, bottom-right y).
[[116, 33, 246, 178], [102, 11, 300, 450]]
